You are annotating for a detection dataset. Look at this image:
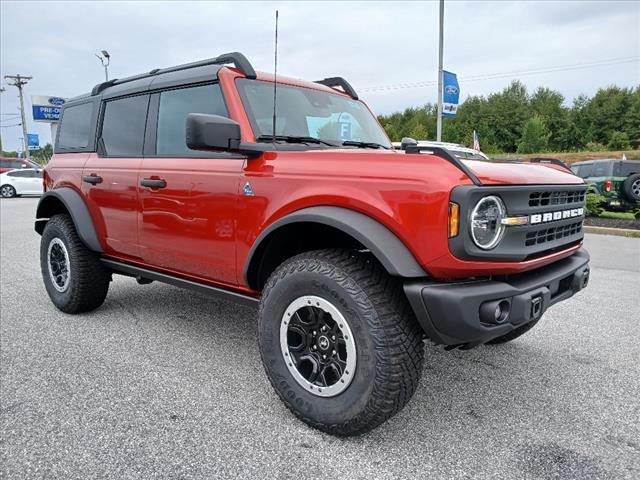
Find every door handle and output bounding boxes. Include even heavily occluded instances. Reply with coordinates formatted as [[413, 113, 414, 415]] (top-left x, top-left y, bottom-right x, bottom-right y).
[[140, 178, 167, 189], [82, 175, 103, 185]]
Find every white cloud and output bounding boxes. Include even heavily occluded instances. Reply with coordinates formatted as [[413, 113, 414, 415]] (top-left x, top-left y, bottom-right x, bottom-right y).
[[1, 0, 638, 150]]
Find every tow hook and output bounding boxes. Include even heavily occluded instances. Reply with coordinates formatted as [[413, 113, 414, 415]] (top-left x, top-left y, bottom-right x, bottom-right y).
[[531, 296, 543, 320], [581, 269, 590, 289]]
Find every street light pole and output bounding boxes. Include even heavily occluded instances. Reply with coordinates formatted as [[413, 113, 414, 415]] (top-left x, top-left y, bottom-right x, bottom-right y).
[[0, 87, 5, 153], [95, 50, 111, 81], [4, 74, 32, 160], [436, 0, 445, 142]]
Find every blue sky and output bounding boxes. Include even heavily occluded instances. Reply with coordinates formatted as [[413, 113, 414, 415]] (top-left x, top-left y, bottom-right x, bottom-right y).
[[1, 0, 638, 151]]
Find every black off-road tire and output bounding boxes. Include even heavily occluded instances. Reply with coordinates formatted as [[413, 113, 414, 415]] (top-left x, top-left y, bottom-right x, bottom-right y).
[[1, 185, 16, 198], [258, 249, 424, 436], [486, 319, 540, 345], [623, 174, 640, 202], [40, 214, 110, 314]]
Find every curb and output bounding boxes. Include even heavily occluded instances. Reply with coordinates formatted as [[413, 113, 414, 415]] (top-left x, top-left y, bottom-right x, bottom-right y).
[[584, 225, 640, 238]]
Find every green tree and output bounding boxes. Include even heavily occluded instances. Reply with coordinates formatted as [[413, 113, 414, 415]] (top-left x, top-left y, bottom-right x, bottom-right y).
[[409, 123, 427, 140], [607, 131, 631, 150], [383, 123, 399, 142], [30, 143, 54, 164], [517, 115, 549, 153]]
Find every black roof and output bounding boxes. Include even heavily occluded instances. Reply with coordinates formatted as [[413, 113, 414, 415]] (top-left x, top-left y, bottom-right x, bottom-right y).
[[65, 51, 359, 105], [68, 52, 256, 105]]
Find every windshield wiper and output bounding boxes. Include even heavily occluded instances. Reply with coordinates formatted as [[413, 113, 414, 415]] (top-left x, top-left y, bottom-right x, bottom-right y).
[[342, 140, 390, 150], [256, 135, 338, 147]]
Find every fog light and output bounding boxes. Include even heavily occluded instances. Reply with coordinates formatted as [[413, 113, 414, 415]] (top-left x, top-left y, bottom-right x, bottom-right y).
[[479, 299, 511, 324]]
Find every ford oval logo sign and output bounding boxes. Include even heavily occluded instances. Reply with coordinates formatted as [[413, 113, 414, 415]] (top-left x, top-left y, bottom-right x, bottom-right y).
[[48, 97, 66, 106], [445, 85, 458, 95]]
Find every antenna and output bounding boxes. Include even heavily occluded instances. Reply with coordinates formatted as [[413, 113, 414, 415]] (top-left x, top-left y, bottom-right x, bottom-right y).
[[272, 10, 279, 144]]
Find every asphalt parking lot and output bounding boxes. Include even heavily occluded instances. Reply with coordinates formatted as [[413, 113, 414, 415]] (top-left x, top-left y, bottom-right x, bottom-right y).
[[1, 197, 639, 480]]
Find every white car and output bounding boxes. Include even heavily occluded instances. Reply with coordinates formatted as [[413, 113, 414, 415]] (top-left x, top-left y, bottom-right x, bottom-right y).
[[392, 140, 490, 160], [0, 169, 44, 198]]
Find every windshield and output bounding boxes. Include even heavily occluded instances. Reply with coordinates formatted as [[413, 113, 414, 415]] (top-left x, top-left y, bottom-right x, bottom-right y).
[[236, 79, 391, 148]]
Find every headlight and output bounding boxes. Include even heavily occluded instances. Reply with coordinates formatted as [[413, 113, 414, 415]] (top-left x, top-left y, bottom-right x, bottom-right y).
[[470, 195, 506, 250]]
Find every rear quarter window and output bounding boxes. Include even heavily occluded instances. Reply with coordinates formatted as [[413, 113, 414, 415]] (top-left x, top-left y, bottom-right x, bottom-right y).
[[57, 102, 95, 151], [613, 162, 640, 176], [591, 162, 612, 177]]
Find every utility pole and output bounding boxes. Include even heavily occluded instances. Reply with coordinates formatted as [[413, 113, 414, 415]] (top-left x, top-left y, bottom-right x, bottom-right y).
[[4, 74, 32, 159], [436, 0, 444, 142]]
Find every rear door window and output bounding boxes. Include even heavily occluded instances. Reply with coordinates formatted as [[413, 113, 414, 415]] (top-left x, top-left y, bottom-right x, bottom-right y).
[[100, 95, 149, 157], [57, 102, 95, 150], [156, 84, 228, 156]]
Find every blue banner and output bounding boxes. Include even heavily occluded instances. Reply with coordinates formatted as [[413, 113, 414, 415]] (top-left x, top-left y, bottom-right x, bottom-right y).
[[32, 105, 62, 122], [27, 133, 40, 150], [442, 71, 460, 118]]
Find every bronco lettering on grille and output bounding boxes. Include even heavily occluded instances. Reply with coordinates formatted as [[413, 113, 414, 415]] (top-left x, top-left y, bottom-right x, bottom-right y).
[[530, 207, 584, 225]]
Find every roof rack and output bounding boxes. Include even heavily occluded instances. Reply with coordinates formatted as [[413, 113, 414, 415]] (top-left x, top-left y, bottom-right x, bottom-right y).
[[315, 77, 358, 100], [404, 145, 482, 185], [91, 52, 256, 96]]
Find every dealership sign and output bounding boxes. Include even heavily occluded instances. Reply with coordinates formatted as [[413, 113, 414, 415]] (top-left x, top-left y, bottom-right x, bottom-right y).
[[31, 95, 67, 122], [442, 71, 460, 118]]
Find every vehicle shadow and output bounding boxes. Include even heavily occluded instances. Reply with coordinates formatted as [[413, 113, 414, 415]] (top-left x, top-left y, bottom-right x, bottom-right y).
[[97, 278, 609, 478]]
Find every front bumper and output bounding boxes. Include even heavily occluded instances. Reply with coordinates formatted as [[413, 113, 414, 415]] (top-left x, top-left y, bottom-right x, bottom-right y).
[[404, 248, 590, 347]]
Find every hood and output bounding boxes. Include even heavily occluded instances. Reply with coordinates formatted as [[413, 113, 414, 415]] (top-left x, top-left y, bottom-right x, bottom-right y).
[[462, 159, 583, 185]]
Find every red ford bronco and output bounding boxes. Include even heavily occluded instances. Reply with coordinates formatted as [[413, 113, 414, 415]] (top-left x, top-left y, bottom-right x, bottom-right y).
[[36, 53, 590, 435]]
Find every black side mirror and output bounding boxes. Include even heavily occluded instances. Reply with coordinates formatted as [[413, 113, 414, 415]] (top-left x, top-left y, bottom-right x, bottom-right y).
[[186, 114, 263, 158], [400, 137, 418, 151]]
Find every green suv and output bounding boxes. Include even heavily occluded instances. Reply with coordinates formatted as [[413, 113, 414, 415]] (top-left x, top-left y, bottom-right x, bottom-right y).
[[571, 159, 640, 210]]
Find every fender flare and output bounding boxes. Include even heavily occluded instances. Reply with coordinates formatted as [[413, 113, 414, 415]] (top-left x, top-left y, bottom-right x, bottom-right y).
[[34, 188, 103, 253], [244, 206, 427, 284]]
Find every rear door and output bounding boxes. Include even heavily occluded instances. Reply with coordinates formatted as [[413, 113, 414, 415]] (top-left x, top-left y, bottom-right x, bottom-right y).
[[23, 169, 43, 193], [138, 83, 242, 285], [82, 94, 149, 260]]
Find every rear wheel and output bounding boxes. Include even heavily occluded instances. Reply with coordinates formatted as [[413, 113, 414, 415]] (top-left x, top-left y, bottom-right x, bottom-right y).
[[623, 174, 640, 202], [1, 185, 16, 198], [40, 214, 110, 313], [258, 249, 424, 436]]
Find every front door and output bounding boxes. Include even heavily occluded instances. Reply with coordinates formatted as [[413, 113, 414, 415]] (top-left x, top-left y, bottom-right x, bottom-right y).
[[138, 83, 242, 285], [82, 94, 149, 260]]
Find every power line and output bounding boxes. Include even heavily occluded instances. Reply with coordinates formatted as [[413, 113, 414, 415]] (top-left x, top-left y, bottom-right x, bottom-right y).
[[359, 56, 640, 93]]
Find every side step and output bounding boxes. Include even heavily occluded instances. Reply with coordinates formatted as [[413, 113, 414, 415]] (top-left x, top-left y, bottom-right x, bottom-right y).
[[101, 259, 259, 308]]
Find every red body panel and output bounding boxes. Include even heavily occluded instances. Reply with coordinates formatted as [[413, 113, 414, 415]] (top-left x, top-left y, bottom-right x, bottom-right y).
[[82, 153, 142, 259], [45, 66, 586, 294], [138, 156, 243, 285]]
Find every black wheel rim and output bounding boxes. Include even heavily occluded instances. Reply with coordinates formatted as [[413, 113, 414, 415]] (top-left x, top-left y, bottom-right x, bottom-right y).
[[47, 238, 70, 292], [280, 296, 356, 397]]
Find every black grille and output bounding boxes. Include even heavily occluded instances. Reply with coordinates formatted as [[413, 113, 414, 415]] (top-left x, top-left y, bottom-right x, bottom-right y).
[[529, 190, 585, 207], [525, 221, 583, 247], [450, 184, 587, 262]]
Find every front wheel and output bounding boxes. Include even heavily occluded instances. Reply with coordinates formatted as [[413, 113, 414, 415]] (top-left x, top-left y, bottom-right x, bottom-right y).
[[1, 185, 16, 198], [258, 249, 424, 436]]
